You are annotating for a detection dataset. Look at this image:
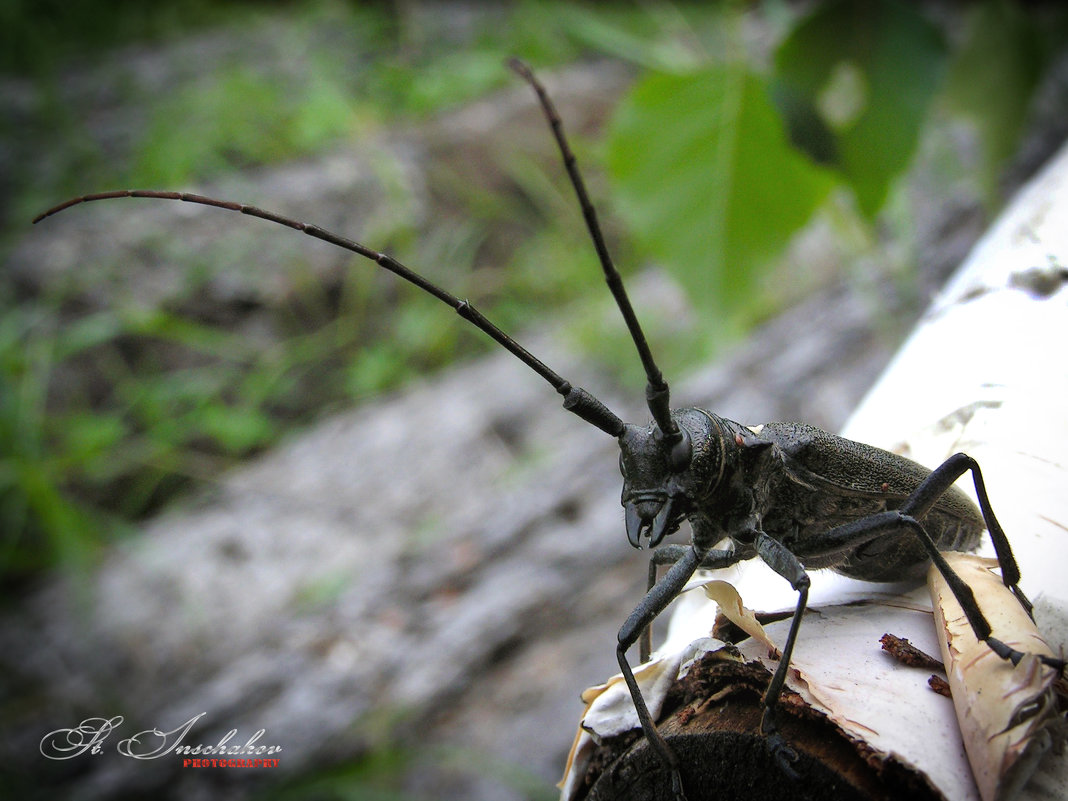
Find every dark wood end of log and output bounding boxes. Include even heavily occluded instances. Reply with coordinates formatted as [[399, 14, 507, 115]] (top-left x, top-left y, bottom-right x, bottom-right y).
[[579, 652, 943, 801]]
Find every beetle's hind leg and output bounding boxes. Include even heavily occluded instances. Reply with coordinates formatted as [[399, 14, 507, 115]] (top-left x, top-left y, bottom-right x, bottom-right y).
[[898, 453, 1063, 672], [910, 453, 1036, 617], [811, 453, 1064, 675]]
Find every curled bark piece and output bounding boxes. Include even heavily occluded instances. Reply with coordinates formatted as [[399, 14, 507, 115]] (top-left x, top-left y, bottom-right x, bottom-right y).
[[701, 579, 781, 656], [928, 552, 1067, 801]]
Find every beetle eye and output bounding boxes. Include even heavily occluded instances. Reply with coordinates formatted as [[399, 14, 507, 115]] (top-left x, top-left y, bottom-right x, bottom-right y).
[[669, 430, 692, 472]]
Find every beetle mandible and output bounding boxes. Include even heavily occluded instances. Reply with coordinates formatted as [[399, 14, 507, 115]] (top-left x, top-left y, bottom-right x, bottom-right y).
[[32, 59, 1065, 801]]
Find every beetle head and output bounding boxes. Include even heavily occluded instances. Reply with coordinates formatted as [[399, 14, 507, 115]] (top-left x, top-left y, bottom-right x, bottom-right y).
[[618, 409, 728, 548]]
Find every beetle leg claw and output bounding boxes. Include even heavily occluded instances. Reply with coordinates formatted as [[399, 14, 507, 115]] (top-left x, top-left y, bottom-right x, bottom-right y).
[[760, 708, 799, 779]]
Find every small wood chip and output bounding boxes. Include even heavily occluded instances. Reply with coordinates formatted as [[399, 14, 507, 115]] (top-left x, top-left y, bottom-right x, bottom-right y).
[[928, 674, 952, 698], [880, 632, 944, 670]]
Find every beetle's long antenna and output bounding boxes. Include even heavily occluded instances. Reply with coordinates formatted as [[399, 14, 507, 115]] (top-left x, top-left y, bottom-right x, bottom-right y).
[[507, 58, 680, 445], [32, 191, 624, 438]]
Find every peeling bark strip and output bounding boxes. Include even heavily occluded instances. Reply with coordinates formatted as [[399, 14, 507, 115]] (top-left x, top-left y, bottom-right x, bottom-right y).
[[929, 553, 1066, 801], [567, 142, 1068, 801]]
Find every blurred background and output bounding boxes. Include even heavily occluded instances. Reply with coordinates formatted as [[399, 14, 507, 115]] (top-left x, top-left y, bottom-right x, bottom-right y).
[[2, 1, 1067, 799]]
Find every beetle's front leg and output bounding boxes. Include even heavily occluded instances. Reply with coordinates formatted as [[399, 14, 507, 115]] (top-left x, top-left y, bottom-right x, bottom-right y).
[[639, 544, 742, 663], [618, 546, 702, 801]]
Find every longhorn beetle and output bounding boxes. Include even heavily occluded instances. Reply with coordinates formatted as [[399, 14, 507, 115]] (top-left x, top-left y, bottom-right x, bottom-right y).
[[33, 59, 1065, 800]]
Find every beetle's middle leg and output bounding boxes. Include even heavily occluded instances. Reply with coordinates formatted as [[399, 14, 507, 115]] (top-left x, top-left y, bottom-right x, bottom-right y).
[[894, 452, 1063, 672], [620, 544, 740, 800], [754, 531, 810, 778]]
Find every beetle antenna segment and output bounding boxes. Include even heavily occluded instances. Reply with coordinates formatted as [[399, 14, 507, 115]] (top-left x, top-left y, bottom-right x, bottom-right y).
[[507, 58, 680, 445], [32, 190, 625, 437]]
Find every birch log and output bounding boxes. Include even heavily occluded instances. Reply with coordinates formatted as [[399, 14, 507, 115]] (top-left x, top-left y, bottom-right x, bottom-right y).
[[562, 142, 1068, 801]]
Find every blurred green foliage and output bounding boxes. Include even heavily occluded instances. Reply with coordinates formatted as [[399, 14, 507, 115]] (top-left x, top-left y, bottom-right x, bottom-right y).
[[599, 0, 1064, 351], [1, 0, 1065, 601], [134, 66, 359, 186]]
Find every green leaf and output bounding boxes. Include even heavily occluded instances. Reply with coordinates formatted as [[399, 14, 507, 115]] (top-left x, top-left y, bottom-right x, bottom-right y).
[[774, 0, 947, 217], [606, 66, 835, 324], [943, 0, 1044, 205]]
